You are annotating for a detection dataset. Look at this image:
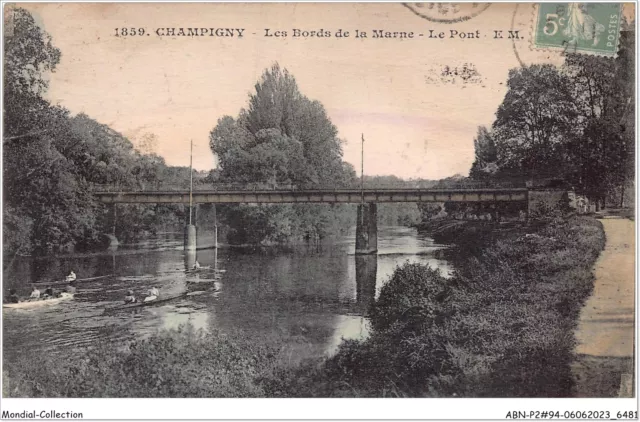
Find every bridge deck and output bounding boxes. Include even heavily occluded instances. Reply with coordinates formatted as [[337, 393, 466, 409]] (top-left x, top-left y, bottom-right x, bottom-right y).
[[93, 188, 528, 204]]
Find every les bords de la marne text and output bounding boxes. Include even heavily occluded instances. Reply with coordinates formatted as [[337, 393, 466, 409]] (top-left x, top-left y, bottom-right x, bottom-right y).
[[113, 27, 523, 40]]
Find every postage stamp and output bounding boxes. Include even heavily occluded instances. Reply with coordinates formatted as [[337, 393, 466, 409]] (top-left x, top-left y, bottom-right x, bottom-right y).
[[533, 3, 623, 57]]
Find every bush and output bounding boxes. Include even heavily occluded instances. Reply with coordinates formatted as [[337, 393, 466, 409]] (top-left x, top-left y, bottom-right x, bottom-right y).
[[3, 325, 278, 398], [311, 216, 605, 397], [369, 263, 451, 332]]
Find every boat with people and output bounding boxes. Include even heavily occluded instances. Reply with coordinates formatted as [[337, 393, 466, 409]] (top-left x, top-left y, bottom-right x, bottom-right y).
[[31, 274, 113, 288], [185, 260, 228, 274], [186, 266, 211, 273], [186, 267, 228, 275], [116, 291, 205, 310], [186, 261, 211, 272], [186, 277, 220, 284], [3, 292, 75, 310]]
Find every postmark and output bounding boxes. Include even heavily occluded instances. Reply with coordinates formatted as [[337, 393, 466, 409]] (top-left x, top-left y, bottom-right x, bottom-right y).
[[402, 3, 491, 24], [424, 63, 484, 86], [532, 3, 623, 57]]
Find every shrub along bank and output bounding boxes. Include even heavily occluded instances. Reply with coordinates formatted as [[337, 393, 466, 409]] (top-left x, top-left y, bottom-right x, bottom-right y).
[[3, 327, 280, 398], [267, 216, 605, 397], [3, 217, 605, 398]]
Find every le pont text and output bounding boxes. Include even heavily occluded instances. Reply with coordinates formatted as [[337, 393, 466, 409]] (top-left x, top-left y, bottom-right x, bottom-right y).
[[264, 29, 493, 39]]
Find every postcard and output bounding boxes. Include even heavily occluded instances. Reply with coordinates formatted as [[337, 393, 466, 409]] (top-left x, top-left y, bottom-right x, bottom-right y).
[[1, 2, 637, 420]]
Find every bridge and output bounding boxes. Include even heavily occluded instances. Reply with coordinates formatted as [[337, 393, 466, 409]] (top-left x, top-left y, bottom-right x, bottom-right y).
[[93, 187, 528, 204], [93, 187, 529, 254]]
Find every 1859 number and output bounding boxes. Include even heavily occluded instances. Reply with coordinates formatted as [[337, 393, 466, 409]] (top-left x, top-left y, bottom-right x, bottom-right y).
[[114, 28, 146, 36]]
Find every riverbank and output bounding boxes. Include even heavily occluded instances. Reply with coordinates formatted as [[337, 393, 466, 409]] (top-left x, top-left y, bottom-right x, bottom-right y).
[[3, 216, 606, 397], [268, 215, 607, 397], [3, 327, 280, 397]]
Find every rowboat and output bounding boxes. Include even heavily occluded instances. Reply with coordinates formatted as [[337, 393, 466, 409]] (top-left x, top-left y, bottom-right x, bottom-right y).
[[185, 266, 211, 273], [117, 291, 205, 310], [31, 274, 113, 287], [3, 293, 74, 310], [187, 278, 220, 284]]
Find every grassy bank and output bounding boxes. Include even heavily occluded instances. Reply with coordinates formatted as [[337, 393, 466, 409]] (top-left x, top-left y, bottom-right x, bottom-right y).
[[3, 326, 279, 398], [269, 216, 606, 397], [3, 216, 605, 398]]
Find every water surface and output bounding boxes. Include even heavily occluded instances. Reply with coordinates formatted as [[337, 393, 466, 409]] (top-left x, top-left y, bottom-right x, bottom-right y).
[[3, 226, 452, 363]]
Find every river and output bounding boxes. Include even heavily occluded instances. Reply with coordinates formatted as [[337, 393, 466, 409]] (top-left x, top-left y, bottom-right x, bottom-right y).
[[3, 226, 452, 364]]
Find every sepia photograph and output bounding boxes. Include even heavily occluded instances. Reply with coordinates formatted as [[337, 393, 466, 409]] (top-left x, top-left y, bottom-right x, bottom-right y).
[[1, 1, 637, 418]]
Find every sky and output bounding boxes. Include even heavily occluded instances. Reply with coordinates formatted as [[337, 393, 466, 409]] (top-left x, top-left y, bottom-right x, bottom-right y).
[[18, 3, 634, 179]]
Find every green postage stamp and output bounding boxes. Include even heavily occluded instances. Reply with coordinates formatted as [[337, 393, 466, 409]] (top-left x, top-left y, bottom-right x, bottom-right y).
[[533, 3, 623, 57]]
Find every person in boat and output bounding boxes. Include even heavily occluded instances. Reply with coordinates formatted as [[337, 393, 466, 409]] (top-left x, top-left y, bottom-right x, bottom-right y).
[[29, 286, 41, 300], [6, 289, 19, 304], [124, 290, 137, 304], [66, 271, 77, 282], [143, 287, 159, 303]]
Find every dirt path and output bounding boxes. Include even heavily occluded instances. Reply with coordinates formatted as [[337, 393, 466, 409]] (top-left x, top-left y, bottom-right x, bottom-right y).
[[572, 218, 635, 397]]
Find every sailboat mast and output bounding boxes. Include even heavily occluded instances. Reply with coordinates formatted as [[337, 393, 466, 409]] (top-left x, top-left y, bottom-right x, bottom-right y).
[[361, 133, 365, 205], [189, 139, 193, 225]]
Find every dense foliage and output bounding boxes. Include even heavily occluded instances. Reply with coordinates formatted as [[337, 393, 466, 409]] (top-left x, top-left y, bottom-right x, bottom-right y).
[[470, 26, 635, 207], [362, 176, 425, 226], [3, 326, 278, 397], [3, 9, 188, 255], [210, 64, 355, 189], [209, 64, 360, 243]]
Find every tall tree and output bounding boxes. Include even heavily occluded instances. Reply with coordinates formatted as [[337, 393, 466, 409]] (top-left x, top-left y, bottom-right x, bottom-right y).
[[212, 63, 351, 189], [469, 126, 498, 180], [492, 64, 578, 178], [209, 64, 356, 244], [562, 25, 635, 205], [479, 38, 634, 208], [2, 8, 89, 253], [3, 8, 61, 140], [3, 8, 189, 253]]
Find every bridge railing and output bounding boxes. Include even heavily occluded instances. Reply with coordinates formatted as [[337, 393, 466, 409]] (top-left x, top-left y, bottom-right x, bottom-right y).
[[92, 183, 301, 192], [92, 180, 526, 192]]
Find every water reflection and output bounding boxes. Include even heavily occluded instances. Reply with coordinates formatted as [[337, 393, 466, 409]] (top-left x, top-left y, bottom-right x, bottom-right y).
[[185, 250, 196, 270], [323, 255, 377, 357], [3, 226, 452, 364], [355, 255, 377, 313], [161, 306, 210, 333]]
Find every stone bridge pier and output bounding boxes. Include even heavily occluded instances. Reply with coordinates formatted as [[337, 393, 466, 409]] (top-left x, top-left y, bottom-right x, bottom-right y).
[[355, 203, 378, 255]]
